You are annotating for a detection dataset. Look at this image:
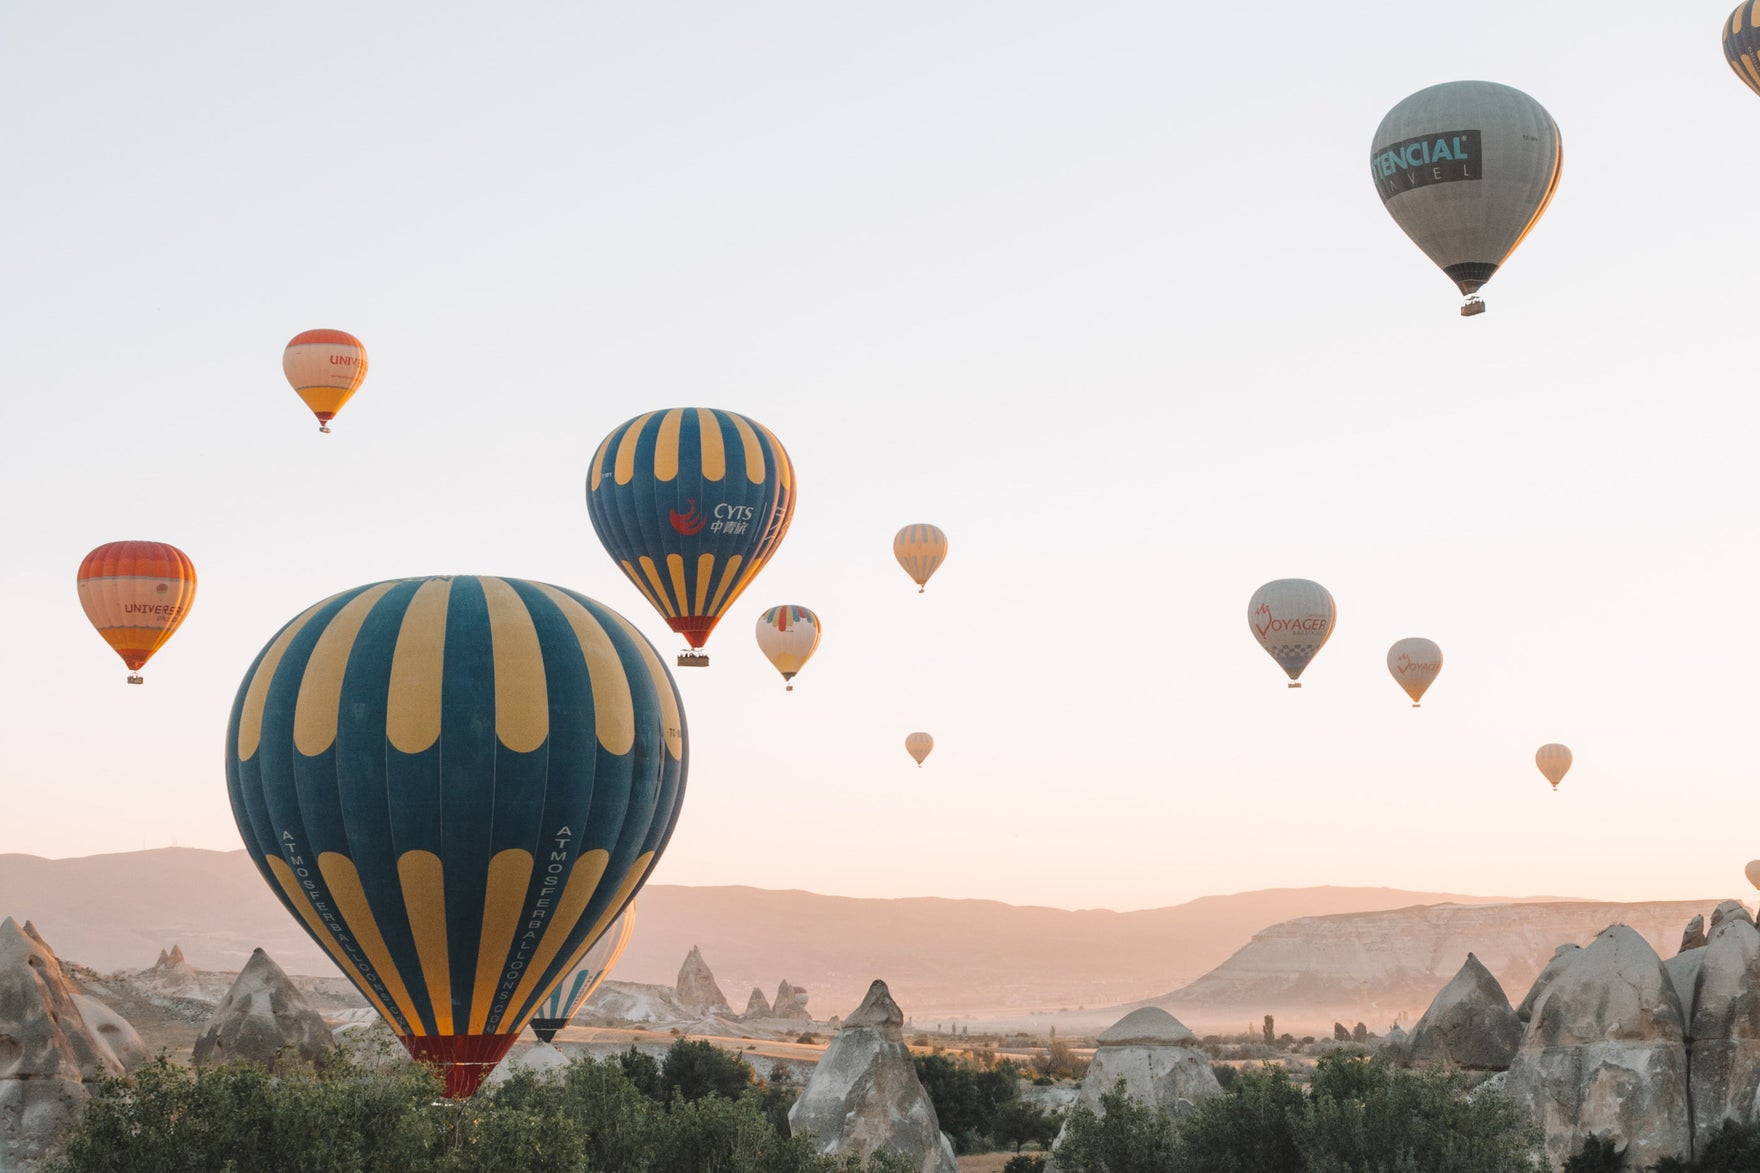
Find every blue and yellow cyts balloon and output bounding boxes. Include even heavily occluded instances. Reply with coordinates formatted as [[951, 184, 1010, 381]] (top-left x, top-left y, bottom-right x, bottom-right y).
[[587, 408, 796, 665], [225, 576, 687, 1097]]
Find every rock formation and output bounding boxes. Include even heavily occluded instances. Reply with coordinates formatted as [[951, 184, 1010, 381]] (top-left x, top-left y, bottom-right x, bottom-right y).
[[1684, 910, 1760, 1154], [1506, 925, 1690, 1170], [150, 944, 198, 986], [487, 1041, 572, 1085], [743, 986, 772, 1019], [0, 917, 124, 1171], [1681, 915, 1709, 952], [1380, 1022, 1408, 1058], [192, 948, 335, 1071], [71, 995, 148, 1072], [1515, 944, 1579, 1023], [773, 980, 811, 1020], [674, 946, 731, 1014], [1711, 900, 1754, 933], [789, 980, 956, 1173], [1402, 954, 1523, 1071], [1053, 1006, 1219, 1157]]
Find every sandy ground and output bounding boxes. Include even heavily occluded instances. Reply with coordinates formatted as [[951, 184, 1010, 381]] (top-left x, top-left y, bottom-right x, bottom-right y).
[[958, 1155, 1026, 1172]]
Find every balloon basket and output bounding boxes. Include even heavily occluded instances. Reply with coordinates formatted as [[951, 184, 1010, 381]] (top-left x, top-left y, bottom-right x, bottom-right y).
[[319, 424, 332, 433], [784, 684, 793, 692], [127, 674, 144, 685], [677, 651, 709, 668], [1287, 682, 1301, 689], [1460, 297, 1486, 317], [1412, 703, 1421, 708]]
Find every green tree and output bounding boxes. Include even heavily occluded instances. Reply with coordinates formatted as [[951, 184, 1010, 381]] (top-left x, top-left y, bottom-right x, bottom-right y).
[[993, 1098, 1060, 1153], [1296, 1054, 1541, 1173], [660, 1038, 754, 1103], [1176, 1064, 1307, 1173], [1049, 1081, 1180, 1173]]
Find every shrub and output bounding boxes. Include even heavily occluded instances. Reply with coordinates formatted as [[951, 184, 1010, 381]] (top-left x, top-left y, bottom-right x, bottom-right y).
[[1049, 1080, 1180, 1173], [1003, 1157, 1047, 1173], [658, 1038, 754, 1103]]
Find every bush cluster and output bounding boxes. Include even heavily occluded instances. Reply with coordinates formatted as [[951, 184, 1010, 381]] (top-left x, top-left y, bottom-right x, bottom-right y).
[[49, 1041, 918, 1173], [1053, 1053, 1544, 1173], [910, 1052, 1061, 1155]]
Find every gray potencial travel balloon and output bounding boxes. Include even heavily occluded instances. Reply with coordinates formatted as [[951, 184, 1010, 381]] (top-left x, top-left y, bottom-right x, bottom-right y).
[[1371, 81, 1562, 316]]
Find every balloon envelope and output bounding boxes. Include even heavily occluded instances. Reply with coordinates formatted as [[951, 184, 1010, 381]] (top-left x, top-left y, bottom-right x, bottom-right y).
[[1746, 861, 1760, 892], [893, 524, 949, 592], [1371, 81, 1561, 308], [755, 605, 822, 687], [76, 541, 197, 683], [905, 732, 934, 766], [225, 576, 687, 1097], [1386, 638, 1443, 706], [283, 329, 367, 432], [1536, 743, 1572, 790], [528, 902, 637, 1043], [1724, 3, 1760, 97], [586, 408, 796, 657], [1248, 579, 1336, 685]]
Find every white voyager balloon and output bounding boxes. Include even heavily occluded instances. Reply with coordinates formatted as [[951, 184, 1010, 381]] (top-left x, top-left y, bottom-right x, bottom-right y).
[[1248, 579, 1336, 688], [1386, 638, 1443, 707]]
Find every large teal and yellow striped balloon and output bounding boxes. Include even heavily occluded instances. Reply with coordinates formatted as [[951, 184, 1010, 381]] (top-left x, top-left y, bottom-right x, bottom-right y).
[[224, 576, 687, 1098], [586, 408, 796, 664], [1726, 2, 1760, 97]]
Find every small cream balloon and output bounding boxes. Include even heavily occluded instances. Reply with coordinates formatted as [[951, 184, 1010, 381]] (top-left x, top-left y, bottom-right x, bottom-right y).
[[1535, 744, 1572, 791], [905, 732, 934, 767], [1386, 638, 1443, 707], [894, 525, 949, 593], [754, 605, 822, 691]]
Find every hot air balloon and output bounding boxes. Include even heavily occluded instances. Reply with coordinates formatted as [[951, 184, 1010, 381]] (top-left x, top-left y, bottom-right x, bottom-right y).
[[76, 541, 197, 684], [586, 408, 796, 667], [905, 732, 934, 767], [225, 576, 687, 1098], [755, 605, 822, 691], [1745, 861, 1760, 892], [528, 902, 636, 1044], [1371, 81, 1562, 315], [283, 329, 368, 433], [1248, 580, 1336, 688], [893, 525, 949, 593], [1536, 743, 1572, 791], [1725, 4, 1760, 98], [1386, 638, 1443, 707]]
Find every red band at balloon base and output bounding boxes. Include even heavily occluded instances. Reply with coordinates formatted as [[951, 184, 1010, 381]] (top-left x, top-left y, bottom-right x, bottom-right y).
[[398, 1033, 520, 1099]]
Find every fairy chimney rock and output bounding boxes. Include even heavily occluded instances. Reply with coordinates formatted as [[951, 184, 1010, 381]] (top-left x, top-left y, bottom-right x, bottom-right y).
[[192, 948, 335, 1071], [674, 946, 732, 1014]]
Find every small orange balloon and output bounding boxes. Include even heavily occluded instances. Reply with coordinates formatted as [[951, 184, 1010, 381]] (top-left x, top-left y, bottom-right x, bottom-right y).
[[283, 329, 368, 433], [76, 541, 197, 684]]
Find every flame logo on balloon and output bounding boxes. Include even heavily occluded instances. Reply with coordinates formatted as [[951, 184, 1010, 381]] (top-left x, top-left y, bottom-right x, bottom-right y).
[[669, 500, 707, 536]]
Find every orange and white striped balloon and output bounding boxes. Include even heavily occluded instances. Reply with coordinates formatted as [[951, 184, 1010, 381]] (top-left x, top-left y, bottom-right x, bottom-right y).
[[893, 524, 948, 593], [76, 541, 197, 684], [905, 732, 934, 767], [283, 329, 368, 433]]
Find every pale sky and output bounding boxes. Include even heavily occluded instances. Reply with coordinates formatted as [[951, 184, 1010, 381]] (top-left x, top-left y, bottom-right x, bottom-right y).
[[1, 1, 1753, 911]]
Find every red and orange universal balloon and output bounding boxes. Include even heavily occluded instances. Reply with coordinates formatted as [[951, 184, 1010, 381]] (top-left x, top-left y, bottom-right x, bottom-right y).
[[283, 329, 368, 433], [76, 541, 197, 684]]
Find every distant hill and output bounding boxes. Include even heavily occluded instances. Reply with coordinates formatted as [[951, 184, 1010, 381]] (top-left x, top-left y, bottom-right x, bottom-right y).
[[0, 846, 1587, 1019], [1143, 898, 1729, 1035]]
